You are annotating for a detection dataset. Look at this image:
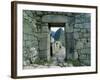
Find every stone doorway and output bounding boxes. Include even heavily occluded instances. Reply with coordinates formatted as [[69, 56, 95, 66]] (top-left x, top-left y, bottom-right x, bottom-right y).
[[48, 23, 66, 59], [23, 11, 91, 68]]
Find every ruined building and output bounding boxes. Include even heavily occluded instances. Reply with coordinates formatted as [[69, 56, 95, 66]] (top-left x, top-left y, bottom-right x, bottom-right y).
[[23, 10, 91, 67]]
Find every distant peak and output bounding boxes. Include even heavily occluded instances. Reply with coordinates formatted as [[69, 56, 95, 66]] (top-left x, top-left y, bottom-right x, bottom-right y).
[[58, 28, 63, 31]]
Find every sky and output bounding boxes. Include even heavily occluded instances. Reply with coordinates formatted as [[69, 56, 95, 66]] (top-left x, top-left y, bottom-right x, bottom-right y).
[[51, 27, 64, 32]]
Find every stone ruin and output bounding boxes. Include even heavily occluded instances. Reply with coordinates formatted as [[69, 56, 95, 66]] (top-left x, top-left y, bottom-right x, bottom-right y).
[[23, 10, 91, 67]]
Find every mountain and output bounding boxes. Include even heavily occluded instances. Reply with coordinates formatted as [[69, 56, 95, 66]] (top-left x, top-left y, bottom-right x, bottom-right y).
[[50, 31, 55, 38], [50, 28, 65, 46], [54, 28, 64, 40], [54, 28, 65, 46]]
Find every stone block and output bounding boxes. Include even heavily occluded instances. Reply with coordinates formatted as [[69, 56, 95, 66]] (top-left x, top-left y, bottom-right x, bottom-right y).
[[75, 18, 82, 23], [84, 23, 90, 29], [65, 24, 73, 32], [26, 41, 32, 47], [23, 34, 27, 40], [84, 42, 91, 48], [39, 38, 48, 50], [42, 15, 68, 23], [75, 14, 81, 18], [79, 54, 87, 60], [38, 32, 49, 38], [36, 11, 43, 15], [81, 59, 91, 66], [24, 24, 33, 33], [74, 51, 78, 59], [42, 26, 49, 32], [80, 48, 90, 54], [81, 29, 87, 33], [74, 28, 80, 32], [81, 38, 87, 44], [78, 33, 83, 38], [75, 13, 90, 24], [76, 41, 84, 49], [74, 32, 79, 39], [38, 50, 49, 61], [84, 33, 90, 38]]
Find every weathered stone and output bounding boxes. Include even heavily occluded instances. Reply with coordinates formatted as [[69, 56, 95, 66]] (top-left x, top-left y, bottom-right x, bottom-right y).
[[23, 60, 30, 66], [84, 23, 90, 28], [77, 49, 81, 54], [84, 33, 90, 37], [23, 10, 91, 67], [81, 38, 86, 43], [38, 32, 48, 38], [39, 38, 48, 50], [65, 23, 73, 32], [32, 21, 37, 27], [74, 51, 78, 59], [81, 29, 87, 33], [24, 24, 33, 33], [75, 18, 82, 23], [65, 27, 73, 32], [38, 50, 47, 59], [81, 59, 90, 66], [74, 32, 79, 39], [42, 15, 68, 23], [79, 33, 84, 38], [36, 11, 43, 15], [74, 24, 84, 28], [74, 28, 80, 32], [26, 41, 32, 46], [42, 26, 49, 32], [84, 42, 91, 48], [36, 16, 41, 20], [76, 41, 84, 49], [29, 47, 38, 63], [79, 54, 87, 60], [23, 12, 28, 19], [80, 48, 90, 54], [75, 14, 81, 18]]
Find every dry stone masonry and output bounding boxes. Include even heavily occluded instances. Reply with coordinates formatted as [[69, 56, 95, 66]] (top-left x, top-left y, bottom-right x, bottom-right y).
[[73, 14, 91, 66], [23, 10, 91, 68]]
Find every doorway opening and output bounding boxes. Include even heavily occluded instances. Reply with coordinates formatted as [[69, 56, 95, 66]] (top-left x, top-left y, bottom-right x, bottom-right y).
[[48, 23, 66, 58]]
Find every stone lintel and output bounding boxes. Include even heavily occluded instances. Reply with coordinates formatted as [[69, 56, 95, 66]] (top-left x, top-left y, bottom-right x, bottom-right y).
[[42, 15, 68, 23]]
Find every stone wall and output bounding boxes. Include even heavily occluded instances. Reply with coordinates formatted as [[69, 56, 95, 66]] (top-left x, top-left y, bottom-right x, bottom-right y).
[[23, 10, 50, 65], [65, 15, 74, 60], [37, 22, 50, 61], [23, 10, 39, 65], [23, 10, 91, 66], [73, 13, 91, 66]]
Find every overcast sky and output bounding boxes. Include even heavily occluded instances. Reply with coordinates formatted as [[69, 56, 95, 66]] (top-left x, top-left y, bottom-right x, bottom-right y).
[[51, 27, 64, 32]]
